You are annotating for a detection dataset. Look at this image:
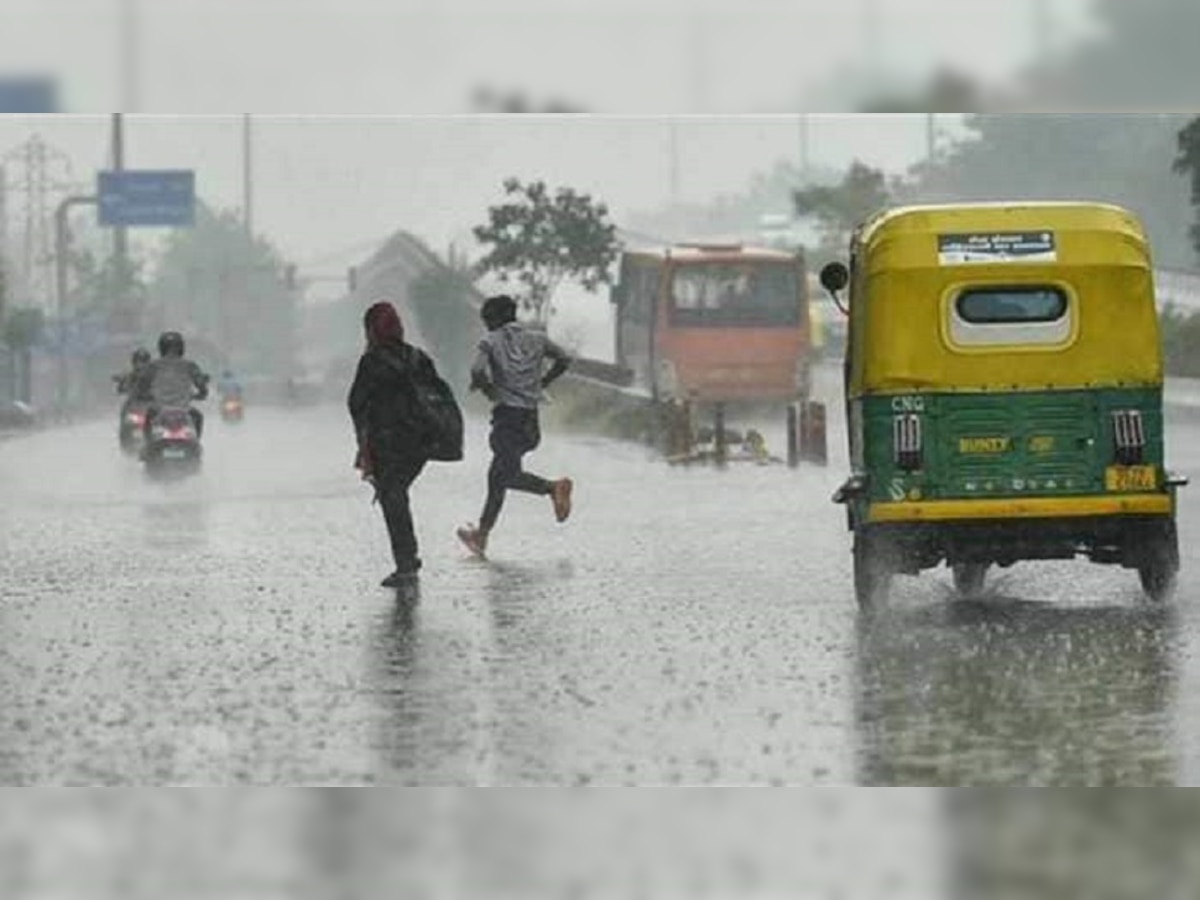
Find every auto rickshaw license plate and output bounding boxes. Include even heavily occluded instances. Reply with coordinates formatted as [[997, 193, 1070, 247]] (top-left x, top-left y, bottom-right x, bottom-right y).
[[1105, 465, 1157, 491]]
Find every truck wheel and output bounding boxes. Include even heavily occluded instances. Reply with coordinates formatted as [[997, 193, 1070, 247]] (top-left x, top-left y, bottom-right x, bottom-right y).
[[854, 531, 895, 611], [952, 563, 988, 600], [1138, 520, 1180, 602]]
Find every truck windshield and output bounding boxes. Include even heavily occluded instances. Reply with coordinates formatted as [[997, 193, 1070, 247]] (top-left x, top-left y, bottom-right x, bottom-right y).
[[669, 262, 801, 327]]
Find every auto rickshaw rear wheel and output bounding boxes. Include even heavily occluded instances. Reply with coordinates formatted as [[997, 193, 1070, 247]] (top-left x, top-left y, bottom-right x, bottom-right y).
[[1138, 519, 1180, 603], [853, 531, 896, 610], [951, 563, 989, 600]]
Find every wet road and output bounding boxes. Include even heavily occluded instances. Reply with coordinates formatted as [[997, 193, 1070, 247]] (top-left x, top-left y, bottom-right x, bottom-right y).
[[1, 394, 1200, 785]]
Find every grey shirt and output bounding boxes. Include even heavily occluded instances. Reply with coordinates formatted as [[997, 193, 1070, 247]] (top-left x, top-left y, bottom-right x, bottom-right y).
[[137, 357, 209, 408], [471, 323, 570, 409]]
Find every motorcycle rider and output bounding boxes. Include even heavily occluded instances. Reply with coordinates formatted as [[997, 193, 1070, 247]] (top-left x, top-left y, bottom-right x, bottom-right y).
[[115, 347, 153, 412], [134, 331, 210, 441], [217, 368, 243, 402], [115, 347, 152, 395], [114, 347, 154, 447]]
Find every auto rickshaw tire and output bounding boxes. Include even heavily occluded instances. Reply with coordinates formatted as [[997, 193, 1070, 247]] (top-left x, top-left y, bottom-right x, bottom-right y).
[[853, 531, 895, 611], [1138, 519, 1180, 603], [952, 563, 988, 600]]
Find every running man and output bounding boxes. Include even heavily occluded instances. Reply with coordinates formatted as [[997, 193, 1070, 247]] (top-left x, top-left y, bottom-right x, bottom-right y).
[[457, 295, 573, 558]]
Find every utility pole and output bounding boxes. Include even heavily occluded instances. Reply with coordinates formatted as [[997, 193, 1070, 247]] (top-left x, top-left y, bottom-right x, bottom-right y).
[[120, 0, 141, 112], [110, 113, 134, 334], [798, 114, 811, 177], [668, 119, 682, 239], [687, 0, 710, 113], [242, 114, 254, 239]]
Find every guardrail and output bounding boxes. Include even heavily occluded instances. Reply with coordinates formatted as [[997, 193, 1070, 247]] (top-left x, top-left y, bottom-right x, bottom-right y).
[[568, 357, 636, 388], [1166, 377, 1200, 410]]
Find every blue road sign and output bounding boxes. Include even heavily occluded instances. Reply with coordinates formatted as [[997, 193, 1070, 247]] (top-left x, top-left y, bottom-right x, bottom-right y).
[[0, 76, 58, 113], [97, 170, 195, 227]]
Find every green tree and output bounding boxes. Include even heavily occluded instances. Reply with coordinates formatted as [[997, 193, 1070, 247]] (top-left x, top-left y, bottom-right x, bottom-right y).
[[1022, 0, 1200, 108], [472, 178, 619, 324], [898, 114, 1194, 268], [858, 68, 981, 113], [149, 201, 295, 376], [2, 306, 45, 404], [407, 247, 481, 394], [2, 306, 44, 349], [1173, 117, 1200, 261], [793, 161, 892, 257], [1159, 306, 1200, 378]]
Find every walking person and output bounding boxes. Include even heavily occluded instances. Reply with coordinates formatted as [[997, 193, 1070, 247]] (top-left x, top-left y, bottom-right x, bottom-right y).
[[457, 295, 573, 559], [349, 300, 446, 587]]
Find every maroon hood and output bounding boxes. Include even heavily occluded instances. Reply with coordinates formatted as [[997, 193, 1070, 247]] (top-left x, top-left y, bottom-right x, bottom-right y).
[[364, 301, 405, 347]]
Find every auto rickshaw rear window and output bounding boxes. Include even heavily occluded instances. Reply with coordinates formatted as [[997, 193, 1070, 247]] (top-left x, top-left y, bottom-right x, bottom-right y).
[[955, 286, 1067, 324]]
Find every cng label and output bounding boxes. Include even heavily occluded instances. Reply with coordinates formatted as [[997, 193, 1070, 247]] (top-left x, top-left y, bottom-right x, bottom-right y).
[[891, 395, 925, 413], [959, 436, 1011, 454]]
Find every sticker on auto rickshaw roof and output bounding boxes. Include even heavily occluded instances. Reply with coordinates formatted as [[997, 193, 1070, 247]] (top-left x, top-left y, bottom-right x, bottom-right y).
[[937, 231, 1056, 265]]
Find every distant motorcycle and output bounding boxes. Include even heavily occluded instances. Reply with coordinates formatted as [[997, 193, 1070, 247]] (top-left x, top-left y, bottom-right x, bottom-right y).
[[141, 406, 202, 478], [118, 403, 149, 455], [220, 394, 244, 423]]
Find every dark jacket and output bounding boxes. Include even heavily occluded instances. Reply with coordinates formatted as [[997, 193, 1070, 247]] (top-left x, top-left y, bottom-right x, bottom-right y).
[[348, 339, 439, 473], [135, 357, 209, 407]]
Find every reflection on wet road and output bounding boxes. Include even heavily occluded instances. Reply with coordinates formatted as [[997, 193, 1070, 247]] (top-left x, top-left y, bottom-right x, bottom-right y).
[[856, 596, 1179, 785], [1, 401, 1199, 784]]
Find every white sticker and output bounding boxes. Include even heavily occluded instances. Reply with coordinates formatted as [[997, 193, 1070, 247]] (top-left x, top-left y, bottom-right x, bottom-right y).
[[938, 231, 1057, 266]]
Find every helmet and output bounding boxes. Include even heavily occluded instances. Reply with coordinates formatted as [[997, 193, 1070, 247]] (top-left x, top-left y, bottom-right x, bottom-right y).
[[481, 294, 518, 330], [158, 331, 185, 358], [131, 347, 151, 366]]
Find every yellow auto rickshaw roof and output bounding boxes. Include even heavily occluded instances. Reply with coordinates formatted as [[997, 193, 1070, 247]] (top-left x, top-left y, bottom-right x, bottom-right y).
[[856, 202, 1148, 259], [848, 202, 1162, 396]]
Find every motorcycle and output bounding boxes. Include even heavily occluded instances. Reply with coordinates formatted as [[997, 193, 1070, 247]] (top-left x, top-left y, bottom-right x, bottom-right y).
[[220, 394, 244, 423], [141, 406, 203, 478], [118, 403, 149, 455]]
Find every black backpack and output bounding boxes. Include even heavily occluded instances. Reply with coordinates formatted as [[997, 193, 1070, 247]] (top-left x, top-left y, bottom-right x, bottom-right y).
[[379, 346, 464, 462]]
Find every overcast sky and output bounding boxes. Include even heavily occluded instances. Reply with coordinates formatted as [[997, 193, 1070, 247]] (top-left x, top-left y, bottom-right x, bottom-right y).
[[0, 114, 973, 276], [0, 0, 1097, 113], [0, 0, 1101, 293]]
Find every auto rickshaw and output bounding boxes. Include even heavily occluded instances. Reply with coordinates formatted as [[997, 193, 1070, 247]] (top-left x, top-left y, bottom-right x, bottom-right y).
[[821, 202, 1188, 608]]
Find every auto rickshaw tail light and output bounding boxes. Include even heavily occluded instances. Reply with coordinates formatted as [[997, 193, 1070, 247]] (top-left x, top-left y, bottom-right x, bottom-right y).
[[893, 413, 923, 471], [1112, 410, 1146, 465]]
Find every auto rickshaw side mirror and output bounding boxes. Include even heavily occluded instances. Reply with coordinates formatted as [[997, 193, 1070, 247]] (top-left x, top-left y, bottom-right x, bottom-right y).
[[819, 261, 849, 294]]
